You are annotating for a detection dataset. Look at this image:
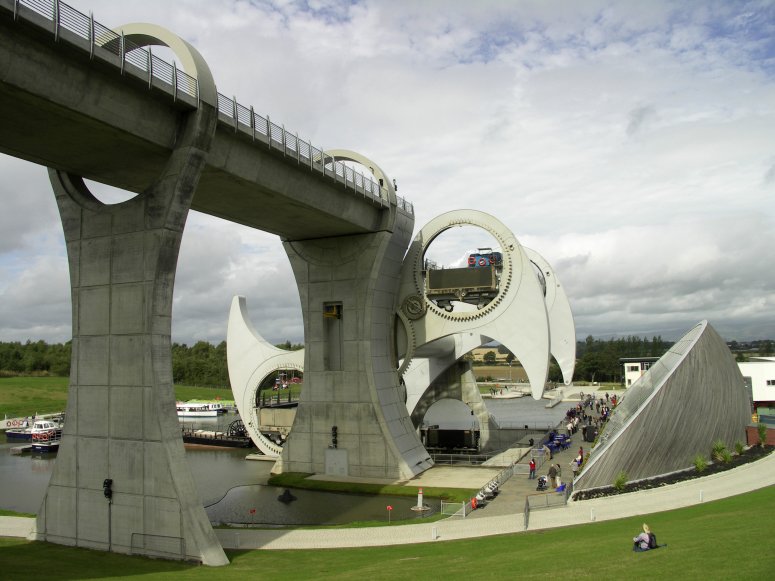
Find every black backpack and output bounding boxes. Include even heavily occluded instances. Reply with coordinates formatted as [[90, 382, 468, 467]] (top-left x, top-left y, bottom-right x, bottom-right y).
[[648, 532, 657, 549]]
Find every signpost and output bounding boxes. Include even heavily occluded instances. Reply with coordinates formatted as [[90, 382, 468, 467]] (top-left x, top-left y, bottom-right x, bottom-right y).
[[249, 507, 256, 526], [386, 505, 393, 524]]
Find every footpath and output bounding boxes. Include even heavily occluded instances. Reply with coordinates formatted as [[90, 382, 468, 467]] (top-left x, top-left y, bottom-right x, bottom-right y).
[[3, 449, 772, 551]]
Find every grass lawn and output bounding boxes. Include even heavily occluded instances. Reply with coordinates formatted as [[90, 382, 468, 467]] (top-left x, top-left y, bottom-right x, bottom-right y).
[[268, 472, 476, 504], [0, 377, 232, 418], [0, 376, 69, 417], [1, 486, 774, 580]]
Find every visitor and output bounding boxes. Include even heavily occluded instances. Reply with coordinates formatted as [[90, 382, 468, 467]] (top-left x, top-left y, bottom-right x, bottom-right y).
[[529, 458, 536, 479], [633, 524, 652, 551], [547, 463, 557, 488]]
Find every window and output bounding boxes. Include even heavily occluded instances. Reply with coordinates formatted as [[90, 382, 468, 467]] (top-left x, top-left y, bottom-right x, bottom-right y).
[[627, 365, 639, 372], [766, 379, 775, 386], [323, 302, 343, 371]]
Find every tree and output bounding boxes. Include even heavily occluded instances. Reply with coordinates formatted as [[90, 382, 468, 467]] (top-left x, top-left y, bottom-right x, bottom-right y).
[[483, 351, 497, 364]]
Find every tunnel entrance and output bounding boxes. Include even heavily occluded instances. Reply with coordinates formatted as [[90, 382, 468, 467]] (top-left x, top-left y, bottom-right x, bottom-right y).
[[419, 398, 481, 453]]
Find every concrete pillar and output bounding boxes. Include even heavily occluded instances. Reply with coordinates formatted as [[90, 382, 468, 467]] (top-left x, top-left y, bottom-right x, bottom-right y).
[[277, 208, 432, 480], [35, 102, 228, 565]]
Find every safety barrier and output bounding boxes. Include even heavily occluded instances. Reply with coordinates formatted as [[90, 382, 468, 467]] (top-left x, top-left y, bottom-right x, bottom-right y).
[[7, 0, 413, 215], [440, 500, 468, 519], [130, 532, 186, 559], [523, 479, 574, 530]]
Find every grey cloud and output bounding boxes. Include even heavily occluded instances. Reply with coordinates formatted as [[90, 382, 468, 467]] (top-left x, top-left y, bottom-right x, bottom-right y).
[[626, 104, 656, 136], [764, 160, 775, 185]]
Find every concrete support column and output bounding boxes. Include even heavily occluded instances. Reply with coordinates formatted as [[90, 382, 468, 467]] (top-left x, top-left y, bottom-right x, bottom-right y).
[[36, 104, 228, 565], [278, 209, 432, 480]]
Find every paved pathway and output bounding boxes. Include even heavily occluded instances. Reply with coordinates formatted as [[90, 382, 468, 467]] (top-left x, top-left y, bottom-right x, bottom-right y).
[[1, 391, 768, 552], [4, 449, 771, 551]]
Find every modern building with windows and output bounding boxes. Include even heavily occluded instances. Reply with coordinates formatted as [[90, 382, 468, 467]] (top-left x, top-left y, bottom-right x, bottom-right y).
[[620, 357, 660, 387], [738, 357, 775, 424]]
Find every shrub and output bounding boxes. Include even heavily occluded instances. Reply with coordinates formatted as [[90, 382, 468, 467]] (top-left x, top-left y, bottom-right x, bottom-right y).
[[720, 449, 733, 464], [735, 441, 745, 455], [758, 423, 768, 447], [613, 471, 628, 492], [711, 440, 727, 463], [694, 454, 708, 472]]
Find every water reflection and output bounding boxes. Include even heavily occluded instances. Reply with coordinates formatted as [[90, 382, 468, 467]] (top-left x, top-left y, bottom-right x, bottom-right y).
[[206, 484, 434, 525], [0, 398, 569, 520]]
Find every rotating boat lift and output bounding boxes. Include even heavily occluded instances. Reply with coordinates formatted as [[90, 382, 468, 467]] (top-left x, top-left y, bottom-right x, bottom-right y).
[[228, 209, 575, 465]]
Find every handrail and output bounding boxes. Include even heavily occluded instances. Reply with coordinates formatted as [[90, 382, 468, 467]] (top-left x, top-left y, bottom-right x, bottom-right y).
[[7, 0, 413, 215]]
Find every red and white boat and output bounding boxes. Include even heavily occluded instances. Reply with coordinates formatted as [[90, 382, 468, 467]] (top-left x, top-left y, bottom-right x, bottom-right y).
[[30, 419, 63, 452]]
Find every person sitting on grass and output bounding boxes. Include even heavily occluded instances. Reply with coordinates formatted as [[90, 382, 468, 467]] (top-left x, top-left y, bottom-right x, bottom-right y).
[[633, 524, 652, 551]]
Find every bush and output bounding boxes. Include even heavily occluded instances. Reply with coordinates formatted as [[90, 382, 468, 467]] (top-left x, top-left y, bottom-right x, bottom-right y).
[[758, 423, 768, 447], [613, 471, 628, 492], [720, 449, 733, 464], [711, 440, 727, 463], [735, 441, 745, 455], [694, 454, 708, 472]]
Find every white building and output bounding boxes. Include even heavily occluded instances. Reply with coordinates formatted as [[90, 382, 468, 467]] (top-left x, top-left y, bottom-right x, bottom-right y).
[[622, 355, 775, 424], [620, 357, 660, 387], [738, 357, 775, 423]]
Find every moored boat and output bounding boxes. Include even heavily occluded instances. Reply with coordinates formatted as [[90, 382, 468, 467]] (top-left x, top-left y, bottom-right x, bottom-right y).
[[30, 420, 62, 452], [176, 402, 220, 417]]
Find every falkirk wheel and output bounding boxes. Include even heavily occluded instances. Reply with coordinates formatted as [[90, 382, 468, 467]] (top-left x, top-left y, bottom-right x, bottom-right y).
[[228, 208, 576, 469]]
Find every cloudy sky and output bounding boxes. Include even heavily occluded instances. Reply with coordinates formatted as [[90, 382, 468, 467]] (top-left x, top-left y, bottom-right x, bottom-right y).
[[1, 0, 774, 346]]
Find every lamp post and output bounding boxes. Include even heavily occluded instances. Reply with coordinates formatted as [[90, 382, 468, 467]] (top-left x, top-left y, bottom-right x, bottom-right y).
[[508, 361, 512, 384]]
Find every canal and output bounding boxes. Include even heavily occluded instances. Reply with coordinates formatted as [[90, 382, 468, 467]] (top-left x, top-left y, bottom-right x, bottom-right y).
[[1, 397, 570, 525]]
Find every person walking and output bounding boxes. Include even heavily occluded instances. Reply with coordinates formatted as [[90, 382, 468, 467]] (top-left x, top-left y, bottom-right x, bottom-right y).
[[548, 464, 558, 488], [529, 458, 536, 479]]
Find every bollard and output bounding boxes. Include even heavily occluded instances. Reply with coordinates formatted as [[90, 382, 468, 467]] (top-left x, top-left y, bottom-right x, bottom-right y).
[[699, 489, 703, 502], [590, 508, 596, 521], [417, 487, 424, 509], [432, 526, 438, 540]]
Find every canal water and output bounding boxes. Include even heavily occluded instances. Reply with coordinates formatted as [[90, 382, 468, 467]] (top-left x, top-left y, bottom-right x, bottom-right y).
[[1, 397, 570, 524]]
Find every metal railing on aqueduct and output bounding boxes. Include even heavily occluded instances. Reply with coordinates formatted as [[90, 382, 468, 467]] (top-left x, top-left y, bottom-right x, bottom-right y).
[[8, 0, 414, 215]]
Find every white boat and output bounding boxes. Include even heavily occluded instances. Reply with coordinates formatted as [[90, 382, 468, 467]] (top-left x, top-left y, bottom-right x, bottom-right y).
[[176, 402, 220, 417], [30, 420, 62, 452]]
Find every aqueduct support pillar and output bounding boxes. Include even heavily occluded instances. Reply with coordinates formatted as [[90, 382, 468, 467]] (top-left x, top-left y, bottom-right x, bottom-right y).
[[277, 204, 432, 480], [35, 98, 228, 565]]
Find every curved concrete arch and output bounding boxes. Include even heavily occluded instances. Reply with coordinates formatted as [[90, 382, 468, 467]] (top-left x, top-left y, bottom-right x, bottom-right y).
[[574, 321, 750, 490], [396, 210, 550, 399], [226, 296, 304, 459], [524, 248, 576, 385], [324, 149, 395, 205], [403, 333, 488, 413], [105, 22, 218, 107], [324, 149, 397, 232]]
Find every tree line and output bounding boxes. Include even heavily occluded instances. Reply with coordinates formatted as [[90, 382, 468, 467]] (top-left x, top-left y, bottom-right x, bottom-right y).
[[0, 340, 302, 387], [1, 335, 769, 386], [475, 335, 674, 384], [573, 335, 673, 383]]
